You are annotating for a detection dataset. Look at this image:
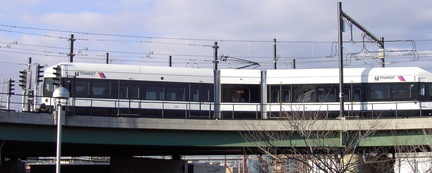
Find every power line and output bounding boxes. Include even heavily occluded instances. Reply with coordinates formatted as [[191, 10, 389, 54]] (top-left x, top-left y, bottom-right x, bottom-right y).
[[1, 23, 432, 69], [0, 24, 339, 43]]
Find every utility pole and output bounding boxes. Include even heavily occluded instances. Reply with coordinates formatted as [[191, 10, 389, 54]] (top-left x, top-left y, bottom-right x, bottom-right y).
[[292, 59, 296, 69], [380, 37, 385, 67], [69, 34, 75, 62], [338, 2, 344, 117], [273, 38, 277, 69], [338, 2, 385, 117], [213, 42, 221, 119], [106, 52, 109, 64], [213, 42, 219, 71]]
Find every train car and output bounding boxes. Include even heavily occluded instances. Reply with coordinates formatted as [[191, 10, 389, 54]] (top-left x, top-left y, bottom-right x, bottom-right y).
[[41, 62, 215, 118], [265, 67, 432, 118], [40, 62, 432, 119], [219, 69, 261, 119]]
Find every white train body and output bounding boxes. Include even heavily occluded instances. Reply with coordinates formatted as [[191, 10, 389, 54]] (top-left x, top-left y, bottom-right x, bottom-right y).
[[42, 63, 215, 118], [40, 62, 432, 119], [265, 68, 432, 118]]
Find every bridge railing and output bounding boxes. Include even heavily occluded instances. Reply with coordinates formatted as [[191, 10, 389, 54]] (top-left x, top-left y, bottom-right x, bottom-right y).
[[66, 97, 425, 119], [267, 101, 424, 119]]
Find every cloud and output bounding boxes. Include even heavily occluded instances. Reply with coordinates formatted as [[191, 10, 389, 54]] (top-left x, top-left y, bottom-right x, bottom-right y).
[[1, 0, 432, 112], [0, 0, 431, 71], [143, 1, 337, 41], [38, 12, 114, 31]]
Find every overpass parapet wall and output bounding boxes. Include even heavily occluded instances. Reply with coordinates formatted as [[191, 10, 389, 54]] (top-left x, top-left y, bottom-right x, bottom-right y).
[[1, 111, 431, 132]]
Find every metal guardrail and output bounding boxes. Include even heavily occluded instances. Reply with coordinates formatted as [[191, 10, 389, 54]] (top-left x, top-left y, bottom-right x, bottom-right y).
[[25, 95, 429, 119], [268, 101, 424, 119]]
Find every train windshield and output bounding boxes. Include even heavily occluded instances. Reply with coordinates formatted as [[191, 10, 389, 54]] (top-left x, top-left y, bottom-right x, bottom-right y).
[[42, 78, 55, 97]]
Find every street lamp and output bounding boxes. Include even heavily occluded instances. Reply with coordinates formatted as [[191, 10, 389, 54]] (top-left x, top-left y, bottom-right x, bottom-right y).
[[53, 87, 70, 173]]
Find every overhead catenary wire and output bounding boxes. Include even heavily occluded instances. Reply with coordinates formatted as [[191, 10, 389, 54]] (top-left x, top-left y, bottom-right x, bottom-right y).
[[0, 23, 430, 69], [2, 23, 431, 45], [0, 24, 363, 44]]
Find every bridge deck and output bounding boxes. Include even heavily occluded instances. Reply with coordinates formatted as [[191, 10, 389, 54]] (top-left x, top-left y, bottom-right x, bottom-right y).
[[1, 111, 430, 131], [0, 111, 432, 157]]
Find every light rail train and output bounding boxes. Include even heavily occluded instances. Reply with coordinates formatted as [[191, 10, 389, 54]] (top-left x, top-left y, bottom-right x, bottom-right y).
[[40, 62, 432, 119]]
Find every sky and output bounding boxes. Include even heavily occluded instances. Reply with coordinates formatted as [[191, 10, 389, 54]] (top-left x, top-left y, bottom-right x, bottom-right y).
[[0, 0, 432, 108]]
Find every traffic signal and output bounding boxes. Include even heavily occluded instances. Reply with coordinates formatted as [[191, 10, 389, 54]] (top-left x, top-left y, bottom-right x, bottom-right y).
[[35, 64, 44, 84], [53, 65, 61, 86], [19, 70, 27, 89], [8, 78, 15, 95]]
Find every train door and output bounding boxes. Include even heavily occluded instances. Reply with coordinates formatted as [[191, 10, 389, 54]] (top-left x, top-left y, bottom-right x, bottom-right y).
[[188, 83, 213, 118], [419, 78, 429, 116], [118, 81, 141, 116], [344, 84, 362, 117]]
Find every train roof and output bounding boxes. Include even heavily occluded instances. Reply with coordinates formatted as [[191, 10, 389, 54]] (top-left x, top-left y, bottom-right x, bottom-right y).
[[45, 62, 214, 83], [45, 62, 432, 84], [220, 69, 261, 84], [45, 62, 264, 84], [266, 67, 432, 84]]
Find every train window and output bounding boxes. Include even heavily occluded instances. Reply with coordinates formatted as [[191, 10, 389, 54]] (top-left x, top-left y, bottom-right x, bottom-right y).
[[368, 84, 390, 100], [343, 89, 350, 102], [44, 78, 55, 92], [92, 81, 111, 97], [418, 83, 425, 96], [42, 78, 55, 97], [146, 86, 164, 100], [318, 88, 336, 102], [342, 87, 361, 102], [231, 89, 250, 102], [293, 85, 315, 102], [267, 85, 279, 103], [166, 87, 186, 101], [201, 84, 213, 102], [190, 84, 199, 101], [191, 88, 199, 101], [282, 89, 290, 102], [119, 82, 140, 99], [353, 88, 361, 102], [426, 84, 432, 101], [74, 80, 89, 97], [130, 86, 140, 99], [222, 84, 259, 103], [391, 84, 411, 99], [271, 89, 280, 103], [191, 84, 212, 102], [119, 83, 128, 99], [428, 84, 432, 97]]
